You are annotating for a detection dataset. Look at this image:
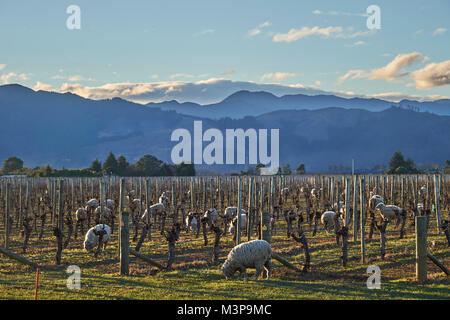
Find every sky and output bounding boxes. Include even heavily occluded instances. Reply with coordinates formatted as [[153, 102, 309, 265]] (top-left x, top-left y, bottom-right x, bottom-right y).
[[0, 0, 449, 104]]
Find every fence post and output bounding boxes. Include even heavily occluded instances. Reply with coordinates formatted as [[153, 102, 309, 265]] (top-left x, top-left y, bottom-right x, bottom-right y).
[[353, 175, 359, 243], [119, 178, 129, 275], [415, 216, 427, 283], [4, 183, 11, 248], [434, 175, 441, 235], [236, 177, 242, 245], [360, 177, 366, 264]]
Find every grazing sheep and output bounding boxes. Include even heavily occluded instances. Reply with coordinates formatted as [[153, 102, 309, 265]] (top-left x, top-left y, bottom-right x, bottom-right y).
[[369, 194, 384, 210], [75, 208, 87, 221], [311, 188, 320, 199], [203, 208, 219, 226], [85, 198, 99, 211], [159, 192, 169, 206], [281, 187, 290, 198], [229, 213, 248, 235], [221, 240, 272, 281], [185, 212, 197, 232], [94, 206, 112, 224], [321, 211, 337, 232], [83, 224, 111, 253], [106, 199, 115, 209], [419, 185, 427, 196], [375, 203, 402, 221], [417, 203, 424, 214], [141, 202, 165, 221], [223, 207, 246, 220]]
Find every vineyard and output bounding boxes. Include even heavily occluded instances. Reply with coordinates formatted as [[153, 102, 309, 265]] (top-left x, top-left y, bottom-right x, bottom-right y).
[[1, 174, 449, 300]]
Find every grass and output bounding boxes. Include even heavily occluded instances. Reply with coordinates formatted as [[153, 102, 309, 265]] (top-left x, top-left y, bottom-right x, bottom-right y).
[[1, 213, 449, 300]]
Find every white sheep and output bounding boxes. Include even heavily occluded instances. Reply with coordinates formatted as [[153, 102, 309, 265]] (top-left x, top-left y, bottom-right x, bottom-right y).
[[281, 187, 290, 198], [369, 194, 384, 210], [221, 239, 272, 281], [223, 207, 246, 220], [311, 188, 320, 199], [159, 192, 169, 206], [203, 208, 219, 226], [94, 206, 112, 224], [83, 224, 111, 253], [75, 208, 87, 221], [419, 185, 428, 196], [85, 198, 99, 211], [185, 213, 198, 232], [229, 213, 248, 235], [141, 202, 165, 221], [106, 199, 115, 209], [321, 211, 337, 232], [417, 203, 424, 215], [375, 203, 402, 221]]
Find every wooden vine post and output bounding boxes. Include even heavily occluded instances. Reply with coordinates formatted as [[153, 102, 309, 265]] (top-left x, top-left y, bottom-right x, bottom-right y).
[[236, 177, 242, 245], [55, 179, 64, 265], [344, 177, 350, 227], [4, 183, 11, 249], [119, 178, 130, 275], [415, 216, 427, 283], [360, 177, 366, 264], [247, 177, 254, 241], [353, 175, 359, 243], [434, 175, 441, 235]]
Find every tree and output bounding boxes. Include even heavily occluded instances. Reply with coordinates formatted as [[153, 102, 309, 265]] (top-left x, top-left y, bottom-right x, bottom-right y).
[[117, 155, 129, 176], [102, 152, 118, 175], [1, 156, 24, 174], [133, 154, 163, 176], [174, 162, 195, 176], [281, 164, 292, 175], [387, 151, 421, 174], [389, 151, 405, 172], [90, 159, 102, 173], [296, 163, 305, 174], [445, 159, 450, 168]]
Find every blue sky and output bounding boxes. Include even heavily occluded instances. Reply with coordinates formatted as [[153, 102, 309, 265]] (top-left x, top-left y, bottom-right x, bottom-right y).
[[0, 0, 449, 104]]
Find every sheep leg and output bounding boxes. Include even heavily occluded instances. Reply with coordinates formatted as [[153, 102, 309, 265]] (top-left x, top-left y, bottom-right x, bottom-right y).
[[253, 265, 263, 281], [264, 259, 272, 280]]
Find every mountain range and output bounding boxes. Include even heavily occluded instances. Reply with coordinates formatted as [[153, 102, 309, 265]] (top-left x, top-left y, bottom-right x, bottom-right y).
[[0, 84, 449, 173]]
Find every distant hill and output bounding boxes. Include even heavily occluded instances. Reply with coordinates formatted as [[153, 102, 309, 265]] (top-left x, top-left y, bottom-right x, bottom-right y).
[[146, 90, 450, 119], [1, 84, 449, 172]]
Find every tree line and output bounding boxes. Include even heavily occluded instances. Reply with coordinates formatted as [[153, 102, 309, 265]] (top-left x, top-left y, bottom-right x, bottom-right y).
[[0, 152, 195, 177]]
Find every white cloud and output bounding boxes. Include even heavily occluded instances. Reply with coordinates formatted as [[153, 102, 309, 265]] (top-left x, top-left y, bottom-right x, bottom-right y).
[[353, 40, 365, 46], [411, 60, 450, 89], [0, 64, 6, 71], [338, 52, 428, 85], [33, 81, 54, 91], [261, 72, 296, 81], [169, 73, 195, 79], [368, 52, 428, 82], [219, 69, 235, 76], [273, 26, 343, 42], [248, 21, 271, 37], [315, 80, 322, 86], [312, 10, 368, 17], [0, 72, 29, 84], [337, 69, 368, 85], [193, 29, 215, 37], [432, 28, 447, 36]]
